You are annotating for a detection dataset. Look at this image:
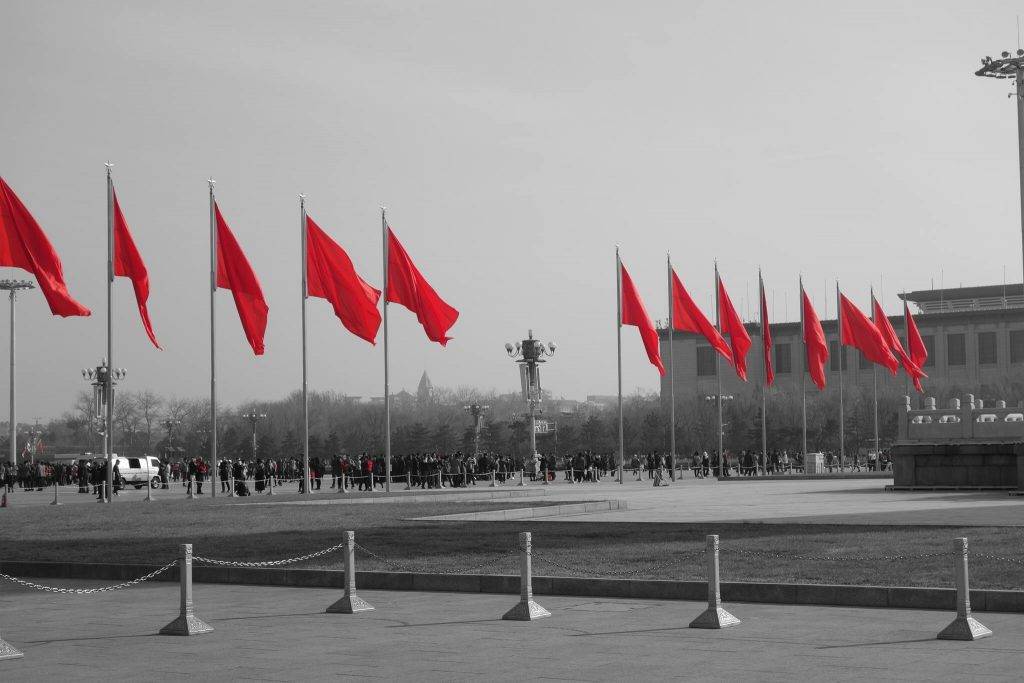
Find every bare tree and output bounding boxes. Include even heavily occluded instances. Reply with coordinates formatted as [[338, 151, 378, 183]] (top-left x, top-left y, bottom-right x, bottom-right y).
[[133, 389, 163, 451]]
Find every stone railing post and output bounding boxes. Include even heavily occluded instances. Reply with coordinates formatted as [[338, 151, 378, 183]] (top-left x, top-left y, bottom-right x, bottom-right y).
[[0, 626, 22, 660], [688, 535, 740, 629], [326, 531, 375, 614], [937, 537, 992, 640], [160, 544, 213, 636], [502, 531, 550, 621]]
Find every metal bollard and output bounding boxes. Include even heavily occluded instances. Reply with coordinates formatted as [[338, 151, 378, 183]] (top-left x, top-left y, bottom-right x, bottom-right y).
[[689, 535, 740, 629], [326, 531, 375, 614], [518, 470, 525, 487], [228, 472, 235, 498], [542, 467, 549, 486], [338, 474, 347, 494], [502, 531, 550, 620], [0, 627, 22, 660], [50, 480, 60, 506], [160, 544, 213, 635], [937, 537, 992, 640], [268, 474, 274, 496], [489, 470, 497, 488], [188, 475, 195, 500], [405, 471, 411, 491], [369, 472, 374, 491]]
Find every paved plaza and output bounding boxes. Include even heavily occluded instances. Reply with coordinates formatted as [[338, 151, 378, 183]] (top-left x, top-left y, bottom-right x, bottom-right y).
[[9, 474, 1022, 526], [2, 580, 1023, 682]]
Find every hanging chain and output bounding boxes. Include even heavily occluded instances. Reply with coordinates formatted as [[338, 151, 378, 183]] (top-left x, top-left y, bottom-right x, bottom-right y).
[[0, 561, 177, 595], [719, 547, 948, 562], [194, 540, 348, 568]]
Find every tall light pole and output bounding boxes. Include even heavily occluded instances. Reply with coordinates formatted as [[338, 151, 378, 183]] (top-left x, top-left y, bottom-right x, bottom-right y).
[[463, 404, 490, 455], [505, 330, 556, 467], [82, 360, 126, 502], [704, 394, 733, 477], [242, 410, 266, 460], [1, 279, 33, 466], [976, 49, 1024, 285]]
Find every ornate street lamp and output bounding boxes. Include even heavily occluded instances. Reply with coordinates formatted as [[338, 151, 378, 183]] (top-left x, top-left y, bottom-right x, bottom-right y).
[[82, 359, 126, 503], [0, 279, 34, 467], [241, 410, 266, 460], [463, 404, 490, 455], [505, 330, 556, 465]]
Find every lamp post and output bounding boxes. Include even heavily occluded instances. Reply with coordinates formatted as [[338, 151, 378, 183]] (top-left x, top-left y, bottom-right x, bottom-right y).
[[463, 404, 490, 455], [0, 279, 33, 467], [82, 360, 126, 503], [976, 49, 1024, 286], [505, 330, 556, 469], [704, 394, 733, 477], [242, 410, 266, 461]]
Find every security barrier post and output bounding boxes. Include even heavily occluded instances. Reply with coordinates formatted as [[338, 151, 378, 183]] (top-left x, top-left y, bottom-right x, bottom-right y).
[[688, 534, 740, 629], [268, 473, 274, 495], [326, 531, 375, 614], [489, 470, 497, 488], [228, 469, 235, 498], [542, 467, 549, 486], [502, 531, 550, 621], [0, 628, 22, 660], [937, 537, 992, 640], [188, 475, 195, 500], [404, 471, 411, 490], [160, 544, 213, 636], [50, 480, 60, 506], [518, 469, 525, 487]]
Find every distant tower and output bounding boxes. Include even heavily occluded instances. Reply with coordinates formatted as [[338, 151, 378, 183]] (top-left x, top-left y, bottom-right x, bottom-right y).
[[417, 371, 434, 404]]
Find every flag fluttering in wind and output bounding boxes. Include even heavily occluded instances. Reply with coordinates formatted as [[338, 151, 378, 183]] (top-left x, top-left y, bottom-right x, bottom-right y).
[[904, 298, 928, 393], [760, 272, 774, 387], [716, 275, 751, 380], [801, 285, 828, 390], [215, 204, 268, 355], [112, 189, 160, 348], [872, 295, 925, 389], [386, 226, 459, 346], [671, 269, 732, 363], [620, 261, 665, 375], [839, 292, 898, 374], [0, 178, 91, 317], [306, 216, 382, 344]]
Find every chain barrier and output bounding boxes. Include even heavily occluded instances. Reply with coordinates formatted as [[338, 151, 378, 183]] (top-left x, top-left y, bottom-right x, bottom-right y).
[[530, 548, 706, 577], [0, 561, 177, 594], [193, 539, 348, 568], [354, 541, 518, 575], [974, 553, 1024, 567], [719, 546, 948, 563]]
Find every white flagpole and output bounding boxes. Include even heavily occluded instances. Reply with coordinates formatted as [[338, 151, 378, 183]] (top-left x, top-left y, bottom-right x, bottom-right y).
[[616, 245, 624, 485], [209, 178, 218, 498], [837, 281, 844, 471], [759, 268, 767, 473], [382, 208, 391, 493], [667, 252, 675, 482], [871, 287, 879, 460], [301, 194, 310, 494], [715, 261, 723, 477], [105, 163, 114, 503], [800, 275, 807, 457]]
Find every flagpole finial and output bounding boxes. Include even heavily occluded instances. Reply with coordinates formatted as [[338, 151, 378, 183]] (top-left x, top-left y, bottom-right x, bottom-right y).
[[104, 161, 113, 174], [207, 177, 216, 190]]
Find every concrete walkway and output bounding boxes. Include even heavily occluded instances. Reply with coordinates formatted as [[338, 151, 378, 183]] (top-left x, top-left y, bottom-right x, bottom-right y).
[[1, 580, 1022, 681]]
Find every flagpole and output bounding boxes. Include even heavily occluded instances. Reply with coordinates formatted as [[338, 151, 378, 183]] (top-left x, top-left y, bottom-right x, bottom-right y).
[[759, 268, 767, 474], [616, 245, 624, 485], [715, 261, 723, 478], [300, 195, 310, 494], [871, 288, 879, 460], [667, 252, 675, 482], [800, 275, 807, 457], [903, 293, 910, 403], [837, 281, 844, 472], [105, 163, 114, 503], [209, 178, 218, 498], [382, 208, 391, 493]]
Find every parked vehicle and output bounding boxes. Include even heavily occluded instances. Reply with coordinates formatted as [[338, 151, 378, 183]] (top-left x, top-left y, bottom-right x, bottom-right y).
[[94, 455, 162, 489]]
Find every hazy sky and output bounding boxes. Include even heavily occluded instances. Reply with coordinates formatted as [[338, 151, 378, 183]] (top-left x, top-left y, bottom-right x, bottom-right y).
[[1, 1, 1022, 420]]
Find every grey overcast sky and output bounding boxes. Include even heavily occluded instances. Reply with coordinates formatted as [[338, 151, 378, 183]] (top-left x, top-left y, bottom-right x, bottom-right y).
[[1, 0, 1022, 419]]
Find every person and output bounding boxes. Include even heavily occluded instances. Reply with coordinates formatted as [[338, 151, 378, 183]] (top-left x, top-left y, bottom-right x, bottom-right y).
[[195, 458, 207, 494], [219, 460, 230, 493]]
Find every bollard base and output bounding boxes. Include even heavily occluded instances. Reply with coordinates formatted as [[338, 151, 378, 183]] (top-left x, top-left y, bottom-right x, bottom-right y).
[[501, 599, 551, 621], [325, 593, 375, 614], [0, 638, 23, 660], [688, 606, 741, 629], [937, 616, 992, 641], [159, 614, 214, 636]]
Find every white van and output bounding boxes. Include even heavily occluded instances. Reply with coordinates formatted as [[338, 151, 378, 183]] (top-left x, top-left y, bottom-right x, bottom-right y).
[[99, 455, 162, 489]]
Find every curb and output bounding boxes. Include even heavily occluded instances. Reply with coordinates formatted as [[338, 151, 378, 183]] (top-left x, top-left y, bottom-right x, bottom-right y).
[[411, 500, 628, 521], [715, 474, 893, 482], [3, 561, 1023, 613]]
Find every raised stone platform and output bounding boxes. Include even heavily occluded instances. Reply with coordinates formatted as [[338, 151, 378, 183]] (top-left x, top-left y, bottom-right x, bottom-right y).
[[891, 442, 1024, 489]]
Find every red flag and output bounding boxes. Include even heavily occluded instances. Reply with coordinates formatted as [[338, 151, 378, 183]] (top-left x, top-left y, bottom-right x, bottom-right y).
[[839, 292, 898, 374], [386, 226, 459, 346], [760, 274, 774, 387], [670, 269, 733, 364], [872, 296, 925, 389], [215, 204, 268, 355], [801, 286, 828, 390], [306, 216, 381, 344], [112, 189, 160, 348], [0, 178, 90, 317], [716, 276, 751, 381], [905, 298, 927, 393], [620, 260, 664, 375]]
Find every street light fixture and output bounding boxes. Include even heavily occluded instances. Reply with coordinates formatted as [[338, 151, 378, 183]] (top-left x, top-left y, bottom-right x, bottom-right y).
[[0, 278, 34, 467], [505, 330, 556, 467], [241, 410, 266, 461], [704, 394, 734, 478], [82, 359, 126, 503], [463, 404, 490, 455]]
